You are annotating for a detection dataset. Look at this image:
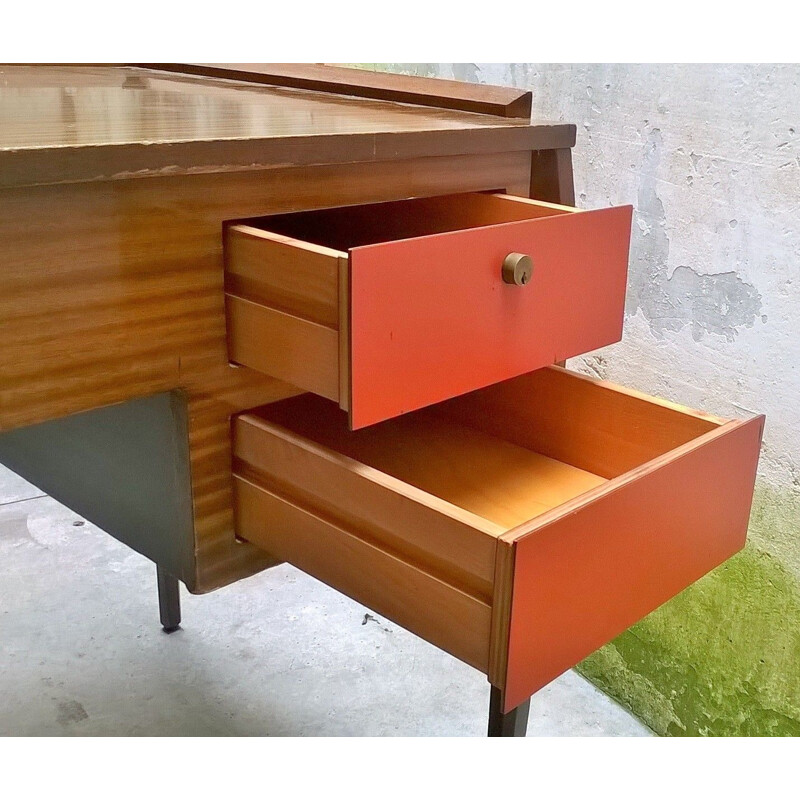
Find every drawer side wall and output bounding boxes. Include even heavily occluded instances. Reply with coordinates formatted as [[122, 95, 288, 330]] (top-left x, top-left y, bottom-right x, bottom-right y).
[[234, 474, 492, 671], [224, 225, 342, 326], [436, 366, 721, 479], [233, 414, 497, 601]]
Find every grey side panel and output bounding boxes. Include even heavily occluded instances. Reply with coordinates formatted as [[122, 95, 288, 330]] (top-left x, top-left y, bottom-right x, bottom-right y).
[[0, 392, 196, 586]]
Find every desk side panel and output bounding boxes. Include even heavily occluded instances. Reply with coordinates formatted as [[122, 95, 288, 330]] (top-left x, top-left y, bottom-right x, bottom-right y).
[[0, 392, 198, 587]]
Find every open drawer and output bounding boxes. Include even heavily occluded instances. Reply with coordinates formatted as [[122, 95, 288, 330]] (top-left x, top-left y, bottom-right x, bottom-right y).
[[232, 366, 763, 712], [224, 193, 632, 429]]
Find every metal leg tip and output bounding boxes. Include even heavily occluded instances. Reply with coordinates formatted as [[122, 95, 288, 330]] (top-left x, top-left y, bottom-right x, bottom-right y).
[[161, 624, 181, 634], [156, 566, 181, 634]]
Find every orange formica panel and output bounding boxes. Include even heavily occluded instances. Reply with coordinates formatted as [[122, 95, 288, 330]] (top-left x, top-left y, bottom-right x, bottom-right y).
[[348, 205, 632, 429], [501, 414, 765, 712]]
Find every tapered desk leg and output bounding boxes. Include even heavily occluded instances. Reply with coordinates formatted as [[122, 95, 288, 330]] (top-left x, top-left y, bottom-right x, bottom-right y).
[[157, 566, 181, 633], [488, 687, 530, 737]]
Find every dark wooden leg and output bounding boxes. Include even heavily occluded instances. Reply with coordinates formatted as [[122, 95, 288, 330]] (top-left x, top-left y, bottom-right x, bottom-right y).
[[488, 687, 530, 737], [529, 147, 576, 206], [529, 146, 575, 373], [157, 565, 181, 633]]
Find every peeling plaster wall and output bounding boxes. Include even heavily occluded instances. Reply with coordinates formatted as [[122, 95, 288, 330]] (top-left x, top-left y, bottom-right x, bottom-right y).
[[375, 64, 800, 735]]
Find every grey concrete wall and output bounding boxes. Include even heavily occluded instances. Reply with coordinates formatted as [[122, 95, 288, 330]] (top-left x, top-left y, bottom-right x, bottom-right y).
[[374, 64, 800, 735]]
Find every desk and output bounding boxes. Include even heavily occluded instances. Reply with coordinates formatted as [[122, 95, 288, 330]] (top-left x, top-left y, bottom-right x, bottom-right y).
[[0, 64, 762, 735]]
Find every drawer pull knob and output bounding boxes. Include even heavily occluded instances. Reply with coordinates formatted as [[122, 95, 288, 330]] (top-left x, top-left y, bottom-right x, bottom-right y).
[[502, 253, 533, 286]]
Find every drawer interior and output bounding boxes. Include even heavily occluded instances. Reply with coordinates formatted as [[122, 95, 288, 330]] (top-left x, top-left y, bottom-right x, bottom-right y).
[[250, 366, 723, 534], [235, 192, 569, 251]]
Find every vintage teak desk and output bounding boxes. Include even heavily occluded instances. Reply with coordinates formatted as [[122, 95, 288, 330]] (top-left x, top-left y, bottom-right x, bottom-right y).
[[0, 64, 764, 736]]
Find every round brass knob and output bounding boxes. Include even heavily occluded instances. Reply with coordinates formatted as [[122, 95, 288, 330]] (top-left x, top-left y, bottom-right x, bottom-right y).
[[502, 253, 533, 286]]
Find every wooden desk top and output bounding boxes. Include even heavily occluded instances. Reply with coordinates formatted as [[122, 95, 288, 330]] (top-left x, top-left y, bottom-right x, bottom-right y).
[[0, 64, 575, 188]]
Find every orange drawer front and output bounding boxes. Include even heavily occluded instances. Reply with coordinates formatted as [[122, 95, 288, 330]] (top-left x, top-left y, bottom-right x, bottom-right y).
[[225, 193, 632, 428], [232, 366, 763, 710]]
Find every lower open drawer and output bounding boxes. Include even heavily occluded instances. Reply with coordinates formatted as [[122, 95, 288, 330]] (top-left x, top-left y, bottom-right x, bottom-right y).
[[232, 366, 763, 711]]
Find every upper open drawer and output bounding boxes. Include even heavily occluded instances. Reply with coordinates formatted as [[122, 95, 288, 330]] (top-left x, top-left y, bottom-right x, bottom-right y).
[[224, 193, 633, 428]]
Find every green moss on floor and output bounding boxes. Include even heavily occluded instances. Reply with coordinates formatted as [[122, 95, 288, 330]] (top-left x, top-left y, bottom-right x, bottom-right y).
[[577, 484, 800, 736]]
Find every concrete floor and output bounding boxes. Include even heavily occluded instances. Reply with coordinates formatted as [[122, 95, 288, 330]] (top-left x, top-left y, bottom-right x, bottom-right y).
[[0, 463, 651, 737]]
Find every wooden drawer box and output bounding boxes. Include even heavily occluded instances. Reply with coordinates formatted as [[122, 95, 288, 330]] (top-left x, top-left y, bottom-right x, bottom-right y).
[[225, 193, 632, 429], [232, 366, 763, 711]]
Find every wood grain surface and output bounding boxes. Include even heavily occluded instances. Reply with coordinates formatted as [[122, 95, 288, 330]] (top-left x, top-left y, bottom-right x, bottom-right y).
[[0, 148, 532, 592], [224, 225, 346, 407], [234, 401, 501, 602], [233, 473, 494, 671], [141, 63, 534, 118], [434, 365, 726, 481], [224, 225, 343, 326], [252, 394, 606, 530], [0, 65, 573, 188]]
